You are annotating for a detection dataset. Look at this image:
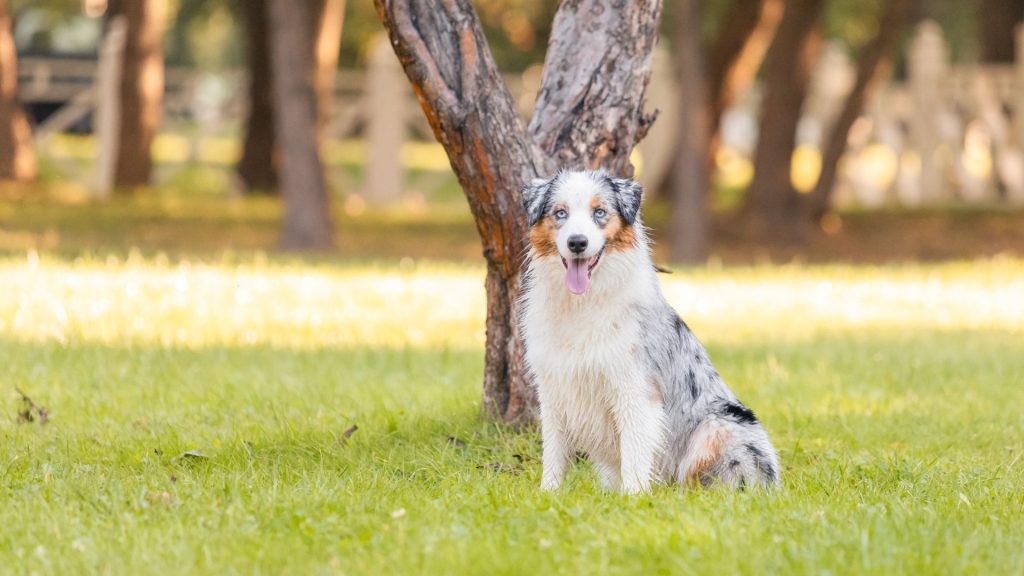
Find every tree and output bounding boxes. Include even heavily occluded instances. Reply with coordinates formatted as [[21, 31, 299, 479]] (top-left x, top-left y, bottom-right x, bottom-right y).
[[375, 0, 662, 424], [744, 0, 824, 241], [978, 0, 1024, 63], [237, 0, 278, 192], [668, 0, 710, 263], [809, 0, 913, 218], [267, 0, 338, 249], [0, 0, 35, 181], [238, 0, 343, 197], [663, 0, 782, 262], [109, 0, 165, 189]]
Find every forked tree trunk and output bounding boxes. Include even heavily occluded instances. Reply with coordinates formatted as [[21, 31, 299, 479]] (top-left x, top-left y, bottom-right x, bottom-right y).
[[110, 0, 164, 190], [374, 0, 663, 425], [237, 0, 345, 195], [669, 0, 710, 263], [237, 0, 278, 193], [268, 0, 335, 250], [744, 0, 823, 241], [809, 0, 912, 219], [0, 0, 35, 181]]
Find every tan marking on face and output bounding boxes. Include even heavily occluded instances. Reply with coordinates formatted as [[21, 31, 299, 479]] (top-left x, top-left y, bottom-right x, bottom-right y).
[[603, 215, 636, 252], [529, 215, 559, 258], [685, 429, 727, 486]]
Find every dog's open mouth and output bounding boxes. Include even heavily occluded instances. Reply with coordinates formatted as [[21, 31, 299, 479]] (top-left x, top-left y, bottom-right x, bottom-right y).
[[561, 248, 603, 295]]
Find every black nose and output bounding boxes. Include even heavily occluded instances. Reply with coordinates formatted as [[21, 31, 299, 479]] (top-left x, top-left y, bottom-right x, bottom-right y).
[[567, 234, 588, 254]]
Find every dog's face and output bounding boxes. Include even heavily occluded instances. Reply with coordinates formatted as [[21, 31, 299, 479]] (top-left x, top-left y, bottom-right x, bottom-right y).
[[521, 170, 642, 295]]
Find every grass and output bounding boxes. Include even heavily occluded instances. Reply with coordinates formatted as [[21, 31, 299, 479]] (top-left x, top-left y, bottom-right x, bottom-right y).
[[2, 249, 1023, 575]]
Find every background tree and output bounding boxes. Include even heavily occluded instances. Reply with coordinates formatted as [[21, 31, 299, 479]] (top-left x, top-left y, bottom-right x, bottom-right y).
[[375, 0, 662, 424], [108, 0, 165, 190], [666, 0, 782, 262], [0, 0, 35, 181], [744, 0, 824, 241], [238, 0, 343, 196], [809, 0, 914, 218], [268, 0, 339, 249]]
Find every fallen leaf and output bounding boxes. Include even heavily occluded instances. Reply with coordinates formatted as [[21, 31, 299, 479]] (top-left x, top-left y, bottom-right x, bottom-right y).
[[446, 436, 467, 448], [478, 462, 523, 475], [340, 424, 359, 445], [175, 450, 208, 461]]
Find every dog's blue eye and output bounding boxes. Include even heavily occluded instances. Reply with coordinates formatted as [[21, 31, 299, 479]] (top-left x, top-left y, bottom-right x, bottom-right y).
[[594, 208, 607, 219], [554, 209, 568, 220]]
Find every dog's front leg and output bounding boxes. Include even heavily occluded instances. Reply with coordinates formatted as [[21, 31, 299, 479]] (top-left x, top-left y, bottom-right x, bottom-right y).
[[540, 405, 571, 491], [613, 379, 664, 495]]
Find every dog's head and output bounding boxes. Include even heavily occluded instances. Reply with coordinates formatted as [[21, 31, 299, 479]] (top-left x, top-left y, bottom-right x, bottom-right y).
[[521, 170, 643, 295]]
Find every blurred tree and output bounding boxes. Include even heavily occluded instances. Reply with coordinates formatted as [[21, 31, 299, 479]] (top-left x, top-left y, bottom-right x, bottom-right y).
[[666, 0, 783, 262], [744, 0, 824, 241], [0, 0, 35, 181], [238, 0, 343, 197], [236, 0, 277, 192], [978, 0, 1024, 63], [376, 0, 661, 424], [268, 0, 342, 249], [810, 0, 913, 219], [108, 0, 165, 190]]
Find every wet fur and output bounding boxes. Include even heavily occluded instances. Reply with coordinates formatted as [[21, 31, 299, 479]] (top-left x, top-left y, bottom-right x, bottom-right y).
[[519, 170, 780, 494]]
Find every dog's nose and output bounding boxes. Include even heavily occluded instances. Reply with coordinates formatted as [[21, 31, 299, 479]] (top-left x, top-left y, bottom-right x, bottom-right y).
[[567, 234, 588, 255]]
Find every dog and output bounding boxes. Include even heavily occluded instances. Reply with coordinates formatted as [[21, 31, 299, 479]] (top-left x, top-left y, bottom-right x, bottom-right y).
[[519, 170, 780, 494]]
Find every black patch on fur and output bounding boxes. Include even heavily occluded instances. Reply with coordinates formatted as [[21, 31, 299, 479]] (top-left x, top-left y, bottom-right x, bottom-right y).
[[745, 443, 764, 459], [673, 315, 689, 335], [722, 402, 759, 425], [687, 369, 699, 400], [607, 177, 643, 225], [746, 444, 776, 483], [729, 459, 740, 469], [521, 179, 553, 227]]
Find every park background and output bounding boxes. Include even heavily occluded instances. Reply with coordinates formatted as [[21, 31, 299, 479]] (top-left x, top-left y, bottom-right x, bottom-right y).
[[1, 0, 1023, 574]]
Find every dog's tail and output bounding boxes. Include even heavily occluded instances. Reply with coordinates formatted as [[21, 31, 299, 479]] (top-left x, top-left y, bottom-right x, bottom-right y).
[[678, 410, 781, 490]]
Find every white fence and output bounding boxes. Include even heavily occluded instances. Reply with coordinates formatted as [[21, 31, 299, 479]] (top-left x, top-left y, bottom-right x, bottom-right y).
[[19, 20, 1024, 207]]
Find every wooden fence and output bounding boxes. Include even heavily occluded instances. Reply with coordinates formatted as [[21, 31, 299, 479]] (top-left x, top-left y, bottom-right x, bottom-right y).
[[19, 20, 1024, 207]]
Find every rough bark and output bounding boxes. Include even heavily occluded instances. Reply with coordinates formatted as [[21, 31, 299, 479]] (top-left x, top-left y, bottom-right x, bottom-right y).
[[237, 0, 279, 193], [978, 0, 1024, 63], [744, 0, 824, 241], [374, 0, 663, 425], [809, 0, 912, 219], [268, 0, 334, 249], [669, 0, 710, 263], [111, 0, 164, 190], [0, 0, 35, 181]]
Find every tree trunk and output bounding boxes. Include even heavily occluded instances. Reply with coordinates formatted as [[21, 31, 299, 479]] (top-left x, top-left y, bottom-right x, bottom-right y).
[[809, 0, 912, 219], [314, 0, 345, 140], [707, 0, 783, 158], [744, 0, 823, 241], [978, 0, 1024, 63], [110, 0, 164, 190], [374, 0, 663, 425], [668, 0, 710, 263], [0, 0, 35, 181], [237, 0, 278, 193], [268, 0, 334, 250], [237, 0, 344, 195]]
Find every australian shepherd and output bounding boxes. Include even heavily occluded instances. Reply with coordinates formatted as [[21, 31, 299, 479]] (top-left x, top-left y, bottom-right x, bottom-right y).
[[519, 170, 780, 494]]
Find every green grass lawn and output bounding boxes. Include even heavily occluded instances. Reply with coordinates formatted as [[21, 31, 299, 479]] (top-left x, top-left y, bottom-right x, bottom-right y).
[[2, 252, 1024, 575]]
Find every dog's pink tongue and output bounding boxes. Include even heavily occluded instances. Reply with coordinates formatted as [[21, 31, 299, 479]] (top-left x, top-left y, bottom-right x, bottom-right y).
[[565, 258, 589, 295]]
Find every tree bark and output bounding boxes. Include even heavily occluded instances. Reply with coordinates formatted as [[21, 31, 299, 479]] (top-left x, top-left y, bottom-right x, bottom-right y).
[[0, 0, 35, 181], [314, 0, 345, 140], [744, 0, 824, 241], [374, 0, 663, 425], [668, 0, 710, 263], [237, 0, 279, 193], [978, 0, 1024, 63], [110, 0, 164, 190], [809, 0, 912, 219], [268, 0, 334, 250]]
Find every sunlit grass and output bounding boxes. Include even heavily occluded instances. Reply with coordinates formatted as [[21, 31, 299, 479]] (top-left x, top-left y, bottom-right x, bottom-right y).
[[2, 253, 1023, 574]]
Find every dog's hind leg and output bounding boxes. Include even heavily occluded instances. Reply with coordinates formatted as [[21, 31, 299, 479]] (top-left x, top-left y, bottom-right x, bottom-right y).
[[678, 419, 780, 490]]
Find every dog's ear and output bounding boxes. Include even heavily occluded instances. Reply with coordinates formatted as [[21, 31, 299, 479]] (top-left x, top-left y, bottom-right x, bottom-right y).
[[521, 177, 552, 227], [609, 177, 643, 225]]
